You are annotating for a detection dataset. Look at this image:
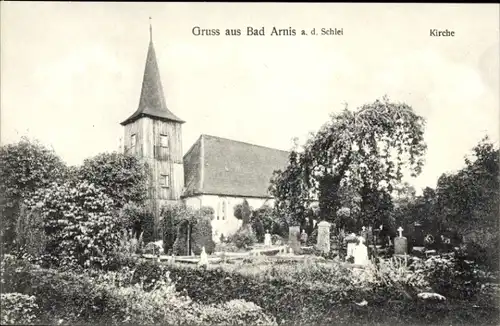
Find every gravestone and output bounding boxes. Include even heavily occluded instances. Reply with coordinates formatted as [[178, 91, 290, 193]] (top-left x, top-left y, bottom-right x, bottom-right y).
[[264, 230, 272, 247], [317, 221, 331, 254], [354, 237, 369, 265], [198, 246, 209, 267], [288, 226, 302, 254], [345, 233, 358, 259], [360, 226, 368, 243], [394, 227, 408, 255]]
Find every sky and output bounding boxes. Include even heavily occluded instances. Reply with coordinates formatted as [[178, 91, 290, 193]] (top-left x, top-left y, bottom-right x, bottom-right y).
[[1, 2, 499, 194]]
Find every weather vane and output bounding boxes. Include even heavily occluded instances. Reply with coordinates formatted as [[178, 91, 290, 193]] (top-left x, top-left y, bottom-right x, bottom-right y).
[[149, 17, 152, 42]]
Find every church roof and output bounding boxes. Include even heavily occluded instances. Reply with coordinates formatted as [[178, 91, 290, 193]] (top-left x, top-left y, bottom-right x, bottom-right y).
[[121, 26, 184, 125], [183, 135, 290, 198]]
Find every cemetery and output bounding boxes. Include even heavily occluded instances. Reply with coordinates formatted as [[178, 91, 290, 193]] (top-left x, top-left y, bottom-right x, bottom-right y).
[[1, 100, 499, 325]]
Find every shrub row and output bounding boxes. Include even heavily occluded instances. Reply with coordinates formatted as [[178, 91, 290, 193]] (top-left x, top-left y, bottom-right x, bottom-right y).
[[131, 258, 499, 326], [0, 255, 276, 326]]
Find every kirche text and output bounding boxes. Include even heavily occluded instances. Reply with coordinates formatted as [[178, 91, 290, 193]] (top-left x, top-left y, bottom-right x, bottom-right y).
[[430, 29, 455, 37]]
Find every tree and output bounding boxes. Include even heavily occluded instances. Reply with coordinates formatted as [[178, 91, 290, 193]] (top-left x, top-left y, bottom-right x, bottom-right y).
[[0, 137, 67, 250], [77, 152, 148, 209], [270, 97, 427, 229], [435, 136, 499, 235], [269, 149, 310, 226]]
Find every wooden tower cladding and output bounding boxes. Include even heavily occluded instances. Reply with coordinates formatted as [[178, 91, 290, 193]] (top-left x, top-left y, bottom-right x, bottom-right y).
[[120, 23, 185, 238]]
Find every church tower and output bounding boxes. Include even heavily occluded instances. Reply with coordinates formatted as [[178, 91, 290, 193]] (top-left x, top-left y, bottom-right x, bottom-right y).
[[121, 21, 185, 237]]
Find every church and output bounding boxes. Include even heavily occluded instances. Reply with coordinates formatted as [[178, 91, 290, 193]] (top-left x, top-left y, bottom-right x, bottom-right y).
[[120, 25, 290, 241]]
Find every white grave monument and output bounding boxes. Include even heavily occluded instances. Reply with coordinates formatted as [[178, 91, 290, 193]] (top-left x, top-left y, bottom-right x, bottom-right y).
[[317, 221, 331, 254], [198, 246, 209, 267], [353, 236, 369, 265], [264, 230, 272, 247], [394, 226, 408, 255], [346, 233, 357, 258]]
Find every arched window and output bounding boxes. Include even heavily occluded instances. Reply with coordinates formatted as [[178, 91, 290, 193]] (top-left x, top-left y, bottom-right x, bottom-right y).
[[222, 199, 227, 220]]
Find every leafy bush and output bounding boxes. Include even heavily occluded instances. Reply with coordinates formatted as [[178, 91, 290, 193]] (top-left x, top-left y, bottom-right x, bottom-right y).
[[307, 228, 318, 246], [143, 241, 163, 255], [0, 293, 39, 325], [191, 215, 216, 255], [462, 230, 500, 271], [251, 217, 265, 243], [162, 204, 216, 256], [160, 204, 178, 253], [271, 234, 284, 245], [233, 199, 252, 226], [229, 225, 257, 249], [25, 181, 122, 268], [77, 152, 148, 209], [194, 299, 277, 325], [214, 242, 240, 253], [13, 206, 47, 258], [1, 255, 276, 325], [0, 255, 33, 295], [172, 220, 191, 256], [417, 254, 482, 299], [120, 203, 154, 243], [0, 137, 67, 251]]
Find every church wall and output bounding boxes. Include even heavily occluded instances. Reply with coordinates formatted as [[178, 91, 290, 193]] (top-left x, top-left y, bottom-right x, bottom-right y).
[[184, 194, 275, 243]]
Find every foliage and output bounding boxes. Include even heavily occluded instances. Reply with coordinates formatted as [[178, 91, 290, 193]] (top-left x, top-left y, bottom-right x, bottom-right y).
[[25, 181, 122, 269], [251, 217, 266, 242], [125, 258, 497, 326], [269, 97, 427, 229], [233, 199, 253, 226], [307, 229, 318, 246], [119, 203, 154, 243], [161, 205, 177, 254], [252, 204, 287, 239], [172, 220, 191, 256], [0, 293, 39, 325], [77, 152, 148, 209], [14, 206, 47, 258], [269, 149, 309, 226], [214, 242, 240, 253], [117, 229, 143, 255], [3, 254, 497, 326], [161, 204, 216, 255], [191, 215, 216, 255], [143, 241, 163, 255], [0, 255, 34, 295], [392, 137, 499, 269], [1, 256, 276, 325], [0, 137, 67, 251], [271, 234, 284, 245], [418, 254, 482, 299], [229, 225, 257, 249]]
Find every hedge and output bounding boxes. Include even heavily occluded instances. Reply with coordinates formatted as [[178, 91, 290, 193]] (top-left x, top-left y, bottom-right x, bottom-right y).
[[132, 260, 500, 326], [0, 255, 276, 326]]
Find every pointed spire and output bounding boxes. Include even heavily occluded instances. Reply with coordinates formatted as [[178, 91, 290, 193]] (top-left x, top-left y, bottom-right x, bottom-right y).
[[121, 18, 184, 126]]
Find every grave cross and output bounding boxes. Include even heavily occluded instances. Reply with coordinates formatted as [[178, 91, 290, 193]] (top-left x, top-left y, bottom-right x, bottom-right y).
[[397, 227, 404, 238]]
